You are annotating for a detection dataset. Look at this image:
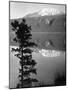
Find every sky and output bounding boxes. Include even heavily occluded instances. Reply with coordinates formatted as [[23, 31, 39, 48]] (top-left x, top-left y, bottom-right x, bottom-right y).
[[10, 2, 66, 19]]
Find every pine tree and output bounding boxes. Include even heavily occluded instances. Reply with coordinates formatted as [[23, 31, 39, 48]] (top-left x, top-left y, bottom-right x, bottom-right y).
[[11, 19, 38, 88]]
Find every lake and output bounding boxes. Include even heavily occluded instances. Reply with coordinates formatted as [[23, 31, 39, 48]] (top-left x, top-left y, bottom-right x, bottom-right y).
[[9, 46, 66, 88]]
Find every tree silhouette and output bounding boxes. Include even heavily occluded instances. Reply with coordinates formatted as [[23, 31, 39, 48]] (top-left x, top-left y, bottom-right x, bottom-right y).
[[11, 19, 38, 88]]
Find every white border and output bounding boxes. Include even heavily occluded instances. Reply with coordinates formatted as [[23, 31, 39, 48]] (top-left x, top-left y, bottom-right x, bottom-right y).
[[0, 0, 67, 90]]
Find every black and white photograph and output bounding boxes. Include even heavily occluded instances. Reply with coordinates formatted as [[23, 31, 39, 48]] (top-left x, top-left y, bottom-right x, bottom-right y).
[[9, 1, 66, 89]]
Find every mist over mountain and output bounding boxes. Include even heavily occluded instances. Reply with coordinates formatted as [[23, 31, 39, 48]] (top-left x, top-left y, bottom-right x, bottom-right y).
[[25, 8, 64, 17]]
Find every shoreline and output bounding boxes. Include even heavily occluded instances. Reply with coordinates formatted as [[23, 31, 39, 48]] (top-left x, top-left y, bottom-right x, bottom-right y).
[[10, 45, 65, 57]]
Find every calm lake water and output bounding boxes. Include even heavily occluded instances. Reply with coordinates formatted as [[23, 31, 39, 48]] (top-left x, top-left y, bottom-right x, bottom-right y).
[[9, 46, 66, 88]]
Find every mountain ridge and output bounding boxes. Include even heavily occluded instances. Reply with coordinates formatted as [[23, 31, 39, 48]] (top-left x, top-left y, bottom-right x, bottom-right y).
[[10, 13, 66, 51]]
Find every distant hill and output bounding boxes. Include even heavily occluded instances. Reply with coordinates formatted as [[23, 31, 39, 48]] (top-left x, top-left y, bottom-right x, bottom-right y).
[[9, 14, 66, 51], [10, 14, 66, 32]]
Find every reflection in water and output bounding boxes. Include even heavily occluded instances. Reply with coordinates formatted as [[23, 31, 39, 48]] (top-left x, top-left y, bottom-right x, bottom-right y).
[[39, 49, 61, 57], [32, 50, 65, 86], [10, 46, 66, 88]]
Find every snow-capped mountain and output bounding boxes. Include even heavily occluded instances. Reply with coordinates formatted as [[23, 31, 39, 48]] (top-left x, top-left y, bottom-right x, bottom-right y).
[[25, 8, 64, 17], [38, 8, 63, 16]]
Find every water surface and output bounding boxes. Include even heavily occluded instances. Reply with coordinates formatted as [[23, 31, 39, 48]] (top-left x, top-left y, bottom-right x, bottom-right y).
[[10, 46, 65, 88]]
